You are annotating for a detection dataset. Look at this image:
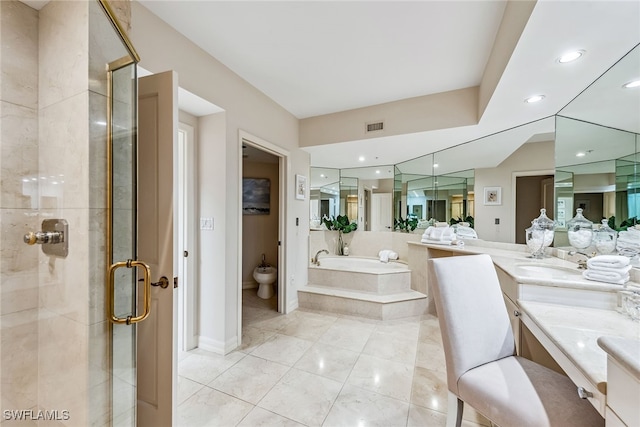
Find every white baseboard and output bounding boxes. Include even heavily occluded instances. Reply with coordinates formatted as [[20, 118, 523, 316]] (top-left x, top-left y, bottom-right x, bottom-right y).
[[287, 298, 299, 314], [197, 335, 239, 355]]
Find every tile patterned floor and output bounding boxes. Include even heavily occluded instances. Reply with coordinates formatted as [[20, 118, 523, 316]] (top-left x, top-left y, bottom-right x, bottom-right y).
[[176, 290, 490, 427]]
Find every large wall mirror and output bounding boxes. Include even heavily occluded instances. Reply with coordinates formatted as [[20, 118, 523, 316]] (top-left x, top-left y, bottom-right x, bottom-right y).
[[555, 43, 640, 246], [309, 165, 395, 230], [309, 44, 639, 240], [309, 167, 339, 228]]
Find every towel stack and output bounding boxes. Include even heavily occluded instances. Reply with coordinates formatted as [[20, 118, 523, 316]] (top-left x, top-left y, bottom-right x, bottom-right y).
[[582, 255, 631, 285], [454, 222, 478, 240], [616, 227, 640, 257], [421, 223, 456, 245], [378, 250, 399, 263]]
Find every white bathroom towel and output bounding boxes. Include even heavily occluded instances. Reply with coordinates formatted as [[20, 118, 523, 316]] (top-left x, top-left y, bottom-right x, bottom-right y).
[[582, 269, 630, 285], [616, 228, 640, 253], [421, 226, 456, 242], [454, 225, 478, 239], [586, 255, 631, 270], [378, 250, 399, 263]]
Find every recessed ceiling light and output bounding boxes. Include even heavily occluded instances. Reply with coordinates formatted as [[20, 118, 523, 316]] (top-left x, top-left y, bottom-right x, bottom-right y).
[[320, 174, 325, 178], [623, 79, 640, 89], [524, 95, 545, 103], [375, 170, 380, 174], [558, 50, 585, 63], [358, 156, 365, 162], [433, 163, 439, 168], [576, 152, 586, 157]]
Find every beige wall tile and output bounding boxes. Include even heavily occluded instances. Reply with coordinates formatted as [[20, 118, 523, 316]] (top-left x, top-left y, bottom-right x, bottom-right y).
[[38, 0, 89, 109], [0, 1, 38, 109]]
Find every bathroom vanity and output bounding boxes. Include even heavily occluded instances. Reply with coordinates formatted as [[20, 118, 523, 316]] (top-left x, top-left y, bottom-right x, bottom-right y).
[[408, 240, 640, 425]]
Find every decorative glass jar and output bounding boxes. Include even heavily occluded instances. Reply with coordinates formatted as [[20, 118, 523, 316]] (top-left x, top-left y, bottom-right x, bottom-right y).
[[593, 219, 617, 254], [525, 209, 556, 258], [567, 208, 593, 250]]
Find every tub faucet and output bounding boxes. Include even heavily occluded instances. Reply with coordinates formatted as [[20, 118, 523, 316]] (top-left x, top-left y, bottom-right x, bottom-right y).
[[568, 250, 595, 269], [312, 249, 329, 266]]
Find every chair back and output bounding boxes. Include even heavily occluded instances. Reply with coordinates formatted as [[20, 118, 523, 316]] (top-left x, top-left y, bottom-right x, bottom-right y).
[[429, 254, 515, 394]]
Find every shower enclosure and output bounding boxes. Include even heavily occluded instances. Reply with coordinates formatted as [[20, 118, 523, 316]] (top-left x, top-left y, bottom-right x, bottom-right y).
[[1, 1, 140, 424]]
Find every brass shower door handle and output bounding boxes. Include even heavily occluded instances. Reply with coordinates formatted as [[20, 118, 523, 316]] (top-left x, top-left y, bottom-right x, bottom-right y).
[[108, 259, 151, 325]]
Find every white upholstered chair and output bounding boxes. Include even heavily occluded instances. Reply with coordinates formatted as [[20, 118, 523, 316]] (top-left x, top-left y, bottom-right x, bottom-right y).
[[428, 254, 604, 427]]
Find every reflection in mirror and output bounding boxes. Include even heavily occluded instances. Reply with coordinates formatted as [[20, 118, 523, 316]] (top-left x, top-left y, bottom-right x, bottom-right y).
[[309, 167, 339, 228], [339, 176, 358, 222], [617, 150, 640, 224], [341, 166, 394, 231], [394, 154, 434, 230], [433, 145, 475, 225], [555, 43, 640, 247]]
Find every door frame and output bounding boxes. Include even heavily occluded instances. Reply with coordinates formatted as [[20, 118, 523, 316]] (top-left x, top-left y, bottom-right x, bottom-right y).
[[177, 121, 198, 351], [237, 130, 289, 344], [511, 169, 555, 243]]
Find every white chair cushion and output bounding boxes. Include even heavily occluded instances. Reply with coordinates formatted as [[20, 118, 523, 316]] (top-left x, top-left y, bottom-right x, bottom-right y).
[[458, 356, 603, 427], [429, 254, 515, 394]]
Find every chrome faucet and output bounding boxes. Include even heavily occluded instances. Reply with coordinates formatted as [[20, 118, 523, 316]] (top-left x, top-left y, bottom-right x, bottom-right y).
[[312, 249, 329, 266], [568, 250, 595, 269]]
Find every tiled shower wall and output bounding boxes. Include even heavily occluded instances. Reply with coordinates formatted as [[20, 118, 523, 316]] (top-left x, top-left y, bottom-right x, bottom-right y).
[[1, 1, 131, 424], [0, 0, 41, 415]]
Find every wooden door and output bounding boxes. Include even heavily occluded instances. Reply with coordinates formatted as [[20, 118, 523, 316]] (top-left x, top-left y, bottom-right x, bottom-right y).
[[137, 71, 177, 426]]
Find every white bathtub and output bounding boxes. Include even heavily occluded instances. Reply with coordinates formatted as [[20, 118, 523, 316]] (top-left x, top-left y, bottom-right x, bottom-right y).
[[308, 256, 411, 293]]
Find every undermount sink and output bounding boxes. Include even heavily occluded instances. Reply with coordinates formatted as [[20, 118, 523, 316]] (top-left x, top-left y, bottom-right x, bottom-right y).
[[515, 264, 582, 280]]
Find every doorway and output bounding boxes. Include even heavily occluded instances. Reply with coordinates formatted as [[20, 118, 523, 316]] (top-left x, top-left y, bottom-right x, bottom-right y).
[[515, 174, 555, 244], [238, 132, 288, 345], [177, 122, 197, 351]]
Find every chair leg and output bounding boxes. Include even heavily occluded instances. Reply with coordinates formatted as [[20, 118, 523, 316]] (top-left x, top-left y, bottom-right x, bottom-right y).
[[446, 391, 464, 427]]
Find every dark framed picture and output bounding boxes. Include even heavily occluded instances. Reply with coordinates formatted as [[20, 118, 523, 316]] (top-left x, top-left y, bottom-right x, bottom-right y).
[[243, 178, 270, 215]]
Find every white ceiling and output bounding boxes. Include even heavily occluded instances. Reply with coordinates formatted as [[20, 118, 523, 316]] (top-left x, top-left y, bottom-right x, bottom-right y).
[[137, 0, 640, 170]]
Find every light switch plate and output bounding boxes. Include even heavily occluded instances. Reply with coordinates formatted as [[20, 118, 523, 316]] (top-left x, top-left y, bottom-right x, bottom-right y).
[[200, 217, 214, 230]]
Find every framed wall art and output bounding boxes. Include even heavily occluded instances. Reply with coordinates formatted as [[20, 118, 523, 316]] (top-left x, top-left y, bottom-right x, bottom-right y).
[[483, 186, 502, 206], [295, 174, 307, 201]]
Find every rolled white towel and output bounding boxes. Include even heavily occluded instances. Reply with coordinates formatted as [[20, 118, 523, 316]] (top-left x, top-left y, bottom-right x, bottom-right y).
[[586, 255, 630, 270], [582, 269, 629, 285], [378, 250, 398, 263]]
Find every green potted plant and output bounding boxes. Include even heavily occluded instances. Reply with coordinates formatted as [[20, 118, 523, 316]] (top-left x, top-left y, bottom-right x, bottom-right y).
[[322, 214, 357, 255], [394, 216, 418, 232]]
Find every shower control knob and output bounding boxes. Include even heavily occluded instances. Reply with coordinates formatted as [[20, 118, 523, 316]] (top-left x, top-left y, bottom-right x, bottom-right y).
[[23, 230, 64, 245]]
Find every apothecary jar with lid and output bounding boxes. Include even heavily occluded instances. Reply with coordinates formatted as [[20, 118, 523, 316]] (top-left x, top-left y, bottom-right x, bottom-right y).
[[567, 208, 593, 250], [593, 219, 617, 254], [525, 208, 556, 258]]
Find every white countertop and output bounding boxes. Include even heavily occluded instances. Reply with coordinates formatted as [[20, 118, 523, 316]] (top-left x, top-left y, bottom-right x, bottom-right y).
[[518, 300, 640, 393], [409, 240, 640, 292], [409, 239, 640, 395], [597, 335, 640, 380]]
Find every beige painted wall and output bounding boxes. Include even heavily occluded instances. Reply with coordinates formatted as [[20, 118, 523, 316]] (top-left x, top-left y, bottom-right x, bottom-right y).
[[242, 161, 279, 287], [300, 87, 478, 147], [131, 2, 308, 352], [475, 140, 554, 242]]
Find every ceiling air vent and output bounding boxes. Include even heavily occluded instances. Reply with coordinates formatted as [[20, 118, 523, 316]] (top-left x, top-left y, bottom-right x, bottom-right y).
[[366, 121, 384, 133]]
